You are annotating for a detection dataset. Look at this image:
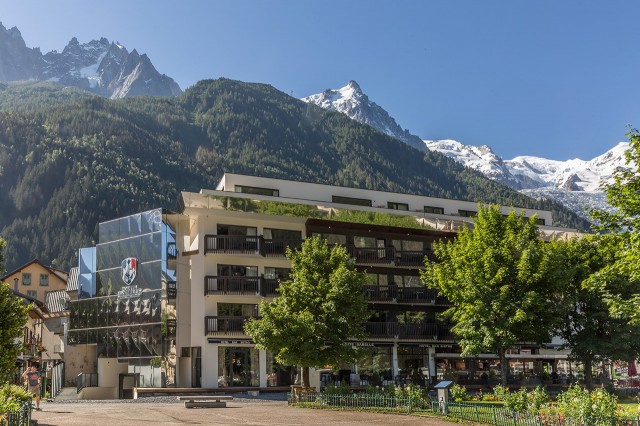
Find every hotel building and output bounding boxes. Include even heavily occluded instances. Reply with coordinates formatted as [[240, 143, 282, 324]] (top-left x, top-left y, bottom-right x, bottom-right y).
[[68, 173, 577, 398]]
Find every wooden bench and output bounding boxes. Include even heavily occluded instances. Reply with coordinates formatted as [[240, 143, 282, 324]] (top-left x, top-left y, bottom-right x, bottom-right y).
[[177, 395, 233, 408]]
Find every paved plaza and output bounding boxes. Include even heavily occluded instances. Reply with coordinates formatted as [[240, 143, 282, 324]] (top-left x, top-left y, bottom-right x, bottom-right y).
[[31, 398, 451, 426]]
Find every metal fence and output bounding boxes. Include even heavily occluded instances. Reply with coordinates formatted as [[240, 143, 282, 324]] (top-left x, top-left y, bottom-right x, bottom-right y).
[[0, 400, 32, 426], [76, 372, 98, 394], [49, 362, 65, 398], [288, 392, 428, 413]]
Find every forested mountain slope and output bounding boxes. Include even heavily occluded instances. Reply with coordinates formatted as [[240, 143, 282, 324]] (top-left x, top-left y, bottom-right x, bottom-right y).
[[0, 79, 589, 270]]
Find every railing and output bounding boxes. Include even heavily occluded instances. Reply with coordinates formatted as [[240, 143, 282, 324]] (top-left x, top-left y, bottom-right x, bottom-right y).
[[395, 250, 438, 266], [77, 372, 98, 394], [347, 246, 396, 264], [363, 285, 449, 305], [50, 362, 65, 399], [204, 235, 303, 257], [1, 400, 32, 426], [364, 322, 452, 339], [204, 276, 260, 295], [204, 316, 253, 336], [205, 235, 260, 254], [166, 280, 177, 298], [263, 239, 304, 257], [261, 278, 280, 296]]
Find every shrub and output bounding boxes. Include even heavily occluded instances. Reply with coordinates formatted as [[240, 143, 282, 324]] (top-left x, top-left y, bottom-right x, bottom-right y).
[[0, 384, 33, 414], [492, 384, 507, 401], [450, 384, 468, 402], [554, 384, 621, 425]]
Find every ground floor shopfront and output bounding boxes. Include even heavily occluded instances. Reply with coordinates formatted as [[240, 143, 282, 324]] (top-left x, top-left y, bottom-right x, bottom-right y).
[[174, 342, 572, 390]]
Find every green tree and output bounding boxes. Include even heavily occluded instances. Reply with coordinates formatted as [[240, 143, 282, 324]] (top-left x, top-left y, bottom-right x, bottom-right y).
[[0, 237, 30, 383], [589, 128, 640, 323], [244, 236, 369, 388], [552, 235, 640, 389], [420, 205, 561, 386]]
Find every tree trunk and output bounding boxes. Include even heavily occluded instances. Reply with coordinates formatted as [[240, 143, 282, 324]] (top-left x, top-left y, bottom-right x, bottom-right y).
[[583, 357, 593, 390], [500, 348, 509, 387], [301, 366, 310, 388]]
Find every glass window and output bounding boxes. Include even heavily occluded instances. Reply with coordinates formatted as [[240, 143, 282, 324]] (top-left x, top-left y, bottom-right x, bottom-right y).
[[263, 228, 302, 240], [264, 267, 290, 280], [39, 274, 49, 286], [387, 202, 409, 211], [354, 236, 377, 248], [424, 206, 445, 215], [22, 273, 31, 286], [357, 347, 393, 384], [217, 265, 258, 277], [535, 218, 545, 225], [235, 185, 279, 197], [26, 290, 37, 299], [458, 209, 476, 217], [217, 224, 257, 236], [332, 195, 372, 207], [266, 351, 294, 386], [218, 347, 260, 387], [312, 233, 347, 245], [218, 303, 258, 317]]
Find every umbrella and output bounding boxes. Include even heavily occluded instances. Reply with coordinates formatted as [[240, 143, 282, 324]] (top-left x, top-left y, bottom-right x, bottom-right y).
[[628, 361, 637, 377]]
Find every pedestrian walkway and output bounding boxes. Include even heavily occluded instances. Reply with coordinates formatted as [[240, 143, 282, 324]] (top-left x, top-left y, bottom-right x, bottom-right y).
[[53, 387, 77, 401]]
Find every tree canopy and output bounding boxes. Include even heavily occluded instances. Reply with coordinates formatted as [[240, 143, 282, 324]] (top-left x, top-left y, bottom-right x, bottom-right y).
[[551, 235, 640, 389], [589, 129, 640, 324], [244, 236, 369, 387], [420, 205, 563, 385], [0, 237, 30, 383]]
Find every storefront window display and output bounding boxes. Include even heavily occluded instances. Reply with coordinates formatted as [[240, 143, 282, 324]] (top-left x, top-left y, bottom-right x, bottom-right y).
[[217, 347, 259, 387], [265, 352, 294, 387], [355, 346, 393, 386]]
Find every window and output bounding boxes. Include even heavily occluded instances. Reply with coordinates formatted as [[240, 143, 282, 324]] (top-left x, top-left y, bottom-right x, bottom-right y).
[[217, 265, 258, 277], [264, 267, 290, 280], [534, 218, 546, 226], [332, 195, 372, 207], [217, 224, 257, 236], [234, 185, 279, 197], [263, 228, 302, 240], [387, 202, 409, 211], [424, 206, 444, 215], [312, 233, 347, 245], [217, 303, 258, 317], [458, 209, 476, 217], [39, 274, 49, 286], [22, 273, 31, 286], [26, 290, 37, 299]]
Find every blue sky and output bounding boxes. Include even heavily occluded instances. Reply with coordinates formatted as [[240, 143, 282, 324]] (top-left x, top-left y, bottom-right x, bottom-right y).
[[4, 1, 640, 160]]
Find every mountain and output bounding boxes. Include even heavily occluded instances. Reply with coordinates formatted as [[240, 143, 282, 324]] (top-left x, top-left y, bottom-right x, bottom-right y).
[[0, 79, 589, 271], [0, 22, 181, 99], [301, 81, 623, 220], [301, 81, 426, 151], [425, 139, 629, 219]]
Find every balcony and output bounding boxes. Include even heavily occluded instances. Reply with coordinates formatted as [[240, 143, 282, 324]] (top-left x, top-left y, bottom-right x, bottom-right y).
[[205, 276, 260, 296], [166, 280, 177, 299], [261, 278, 280, 297], [205, 235, 303, 257], [347, 245, 395, 264], [395, 249, 438, 266], [363, 285, 449, 305], [205, 235, 260, 255], [365, 322, 453, 340], [204, 316, 253, 336]]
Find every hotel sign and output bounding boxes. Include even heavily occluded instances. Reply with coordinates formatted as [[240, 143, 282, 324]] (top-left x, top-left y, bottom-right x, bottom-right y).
[[118, 257, 142, 300]]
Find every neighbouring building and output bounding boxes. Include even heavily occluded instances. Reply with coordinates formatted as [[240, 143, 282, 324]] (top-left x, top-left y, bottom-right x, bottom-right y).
[[67, 173, 580, 398], [2, 259, 69, 303]]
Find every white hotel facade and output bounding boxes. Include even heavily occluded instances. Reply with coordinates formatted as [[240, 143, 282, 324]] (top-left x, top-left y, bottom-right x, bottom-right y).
[[69, 173, 577, 398]]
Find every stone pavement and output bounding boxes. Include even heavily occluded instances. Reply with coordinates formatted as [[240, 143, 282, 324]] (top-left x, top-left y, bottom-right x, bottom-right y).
[[32, 399, 451, 425]]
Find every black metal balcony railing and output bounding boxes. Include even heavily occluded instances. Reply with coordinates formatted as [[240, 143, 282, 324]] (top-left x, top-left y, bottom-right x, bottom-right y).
[[205, 235, 260, 254], [261, 278, 280, 297], [166, 280, 177, 298], [347, 246, 396, 264], [205, 316, 252, 336], [363, 285, 450, 305], [205, 276, 261, 296], [365, 322, 453, 340], [395, 249, 438, 266]]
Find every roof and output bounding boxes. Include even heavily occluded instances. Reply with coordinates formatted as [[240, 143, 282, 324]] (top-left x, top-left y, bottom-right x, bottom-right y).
[[1, 258, 69, 282], [10, 289, 48, 317]]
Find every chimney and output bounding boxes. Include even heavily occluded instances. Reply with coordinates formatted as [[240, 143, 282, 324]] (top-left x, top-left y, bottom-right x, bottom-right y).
[[14, 277, 19, 292]]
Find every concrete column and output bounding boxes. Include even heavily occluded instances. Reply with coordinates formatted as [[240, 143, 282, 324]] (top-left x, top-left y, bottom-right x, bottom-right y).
[[428, 346, 437, 383], [392, 344, 399, 381], [259, 349, 267, 387]]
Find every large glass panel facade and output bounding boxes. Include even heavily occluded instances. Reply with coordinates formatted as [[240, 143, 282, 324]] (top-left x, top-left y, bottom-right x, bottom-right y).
[[265, 351, 294, 387], [356, 346, 393, 385], [68, 209, 177, 388]]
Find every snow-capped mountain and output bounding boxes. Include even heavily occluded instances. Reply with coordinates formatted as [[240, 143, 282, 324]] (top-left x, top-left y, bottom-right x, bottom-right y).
[[302, 80, 628, 221], [301, 81, 426, 151], [425, 139, 629, 219], [0, 22, 181, 99]]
